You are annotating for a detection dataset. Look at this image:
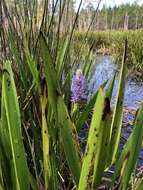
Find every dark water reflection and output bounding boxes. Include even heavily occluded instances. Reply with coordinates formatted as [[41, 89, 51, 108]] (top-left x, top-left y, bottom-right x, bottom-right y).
[[88, 55, 143, 109]]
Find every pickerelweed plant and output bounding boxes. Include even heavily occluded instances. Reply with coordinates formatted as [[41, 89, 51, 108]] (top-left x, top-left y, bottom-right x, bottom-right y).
[[71, 73, 88, 103], [0, 1, 143, 190]]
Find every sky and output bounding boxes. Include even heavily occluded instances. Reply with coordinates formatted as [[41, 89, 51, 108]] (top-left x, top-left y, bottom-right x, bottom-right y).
[[75, 0, 143, 10]]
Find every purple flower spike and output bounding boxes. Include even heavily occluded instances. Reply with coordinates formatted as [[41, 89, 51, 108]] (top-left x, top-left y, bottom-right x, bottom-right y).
[[71, 70, 88, 103]]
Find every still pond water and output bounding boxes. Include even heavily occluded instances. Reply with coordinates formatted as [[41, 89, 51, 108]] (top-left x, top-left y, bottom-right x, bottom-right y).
[[88, 55, 143, 109]]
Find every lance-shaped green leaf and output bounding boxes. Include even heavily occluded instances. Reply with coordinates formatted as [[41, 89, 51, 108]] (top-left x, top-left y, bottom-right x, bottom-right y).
[[57, 96, 81, 185], [2, 61, 30, 190], [39, 32, 81, 186], [134, 178, 143, 190], [92, 94, 113, 188], [112, 104, 143, 190], [0, 183, 4, 190], [63, 72, 71, 107], [79, 77, 115, 188], [28, 172, 38, 190], [41, 85, 58, 190], [0, 167, 3, 188], [0, 96, 13, 189], [106, 74, 116, 101], [84, 60, 92, 79], [0, 139, 4, 190], [107, 40, 127, 166], [39, 32, 59, 116], [23, 38, 39, 85], [41, 86, 51, 190], [0, 94, 11, 159], [76, 80, 108, 132], [56, 35, 69, 80], [78, 88, 105, 190], [83, 50, 93, 78]]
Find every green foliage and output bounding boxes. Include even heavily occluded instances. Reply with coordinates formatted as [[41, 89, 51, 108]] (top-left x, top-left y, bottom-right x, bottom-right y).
[[112, 104, 143, 190], [135, 178, 143, 190], [107, 40, 127, 166], [1, 61, 30, 190], [40, 33, 81, 186], [75, 30, 143, 73], [78, 89, 105, 190], [78, 3, 143, 31], [76, 80, 108, 132], [0, 1, 143, 190]]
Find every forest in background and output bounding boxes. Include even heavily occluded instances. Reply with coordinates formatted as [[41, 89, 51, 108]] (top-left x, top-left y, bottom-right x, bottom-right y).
[[3, 1, 143, 73], [78, 3, 143, 31], [4, 1, 143, 32]]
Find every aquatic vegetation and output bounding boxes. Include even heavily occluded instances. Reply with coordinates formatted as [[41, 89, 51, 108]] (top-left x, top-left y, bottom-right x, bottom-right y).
[[75, 30, 143, 74], [0, 1, 143, 190], [71, 72, 87, 103]]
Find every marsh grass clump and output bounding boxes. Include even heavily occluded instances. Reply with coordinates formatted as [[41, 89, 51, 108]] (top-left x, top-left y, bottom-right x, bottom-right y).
[[71, 69, 88, 103], [75, 30, 143, 74]]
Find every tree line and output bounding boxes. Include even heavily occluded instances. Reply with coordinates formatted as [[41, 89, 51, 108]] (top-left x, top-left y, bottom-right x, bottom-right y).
[[3, 1, 143, 33], [78, 3, 143, 31]]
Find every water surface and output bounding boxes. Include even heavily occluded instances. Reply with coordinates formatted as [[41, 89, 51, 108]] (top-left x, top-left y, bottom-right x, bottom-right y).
[[88, 55, 143, 109]]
